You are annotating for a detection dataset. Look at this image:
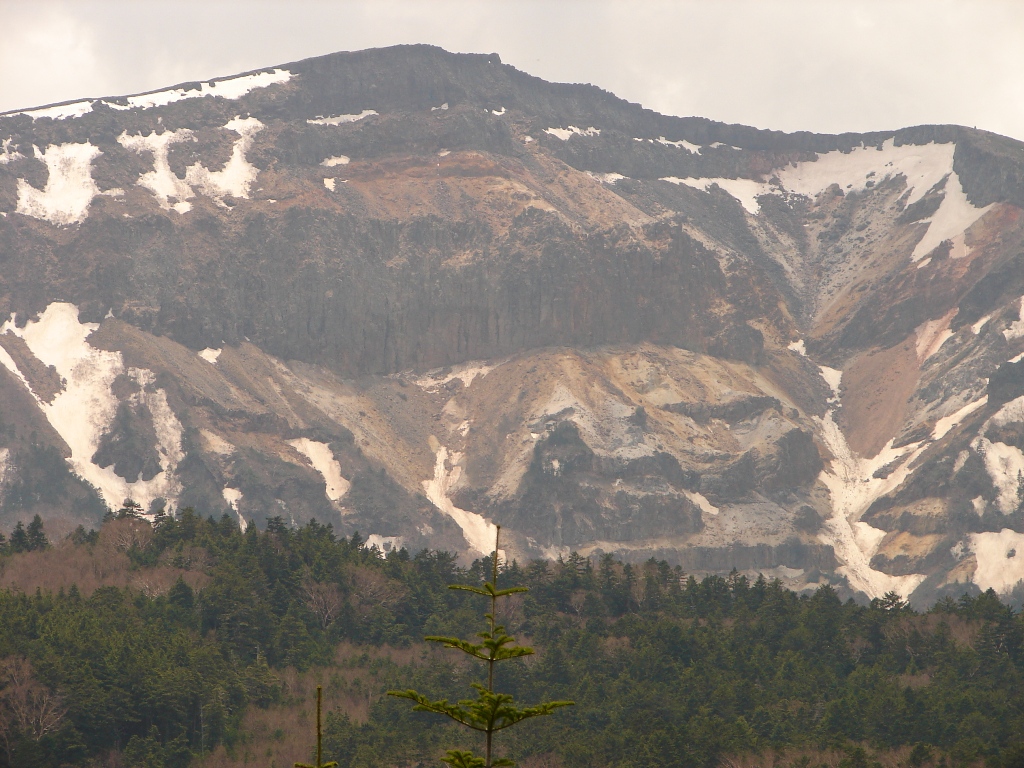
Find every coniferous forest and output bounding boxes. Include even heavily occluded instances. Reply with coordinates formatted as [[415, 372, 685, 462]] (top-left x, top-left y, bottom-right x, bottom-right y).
[[1, 508, 1024, 768]]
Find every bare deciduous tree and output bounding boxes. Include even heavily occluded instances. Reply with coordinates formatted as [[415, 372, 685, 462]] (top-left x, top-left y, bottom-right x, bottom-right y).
[[0, 656, 66, 756], [349, 567, 406, 613], [303, 580, 344, 630]]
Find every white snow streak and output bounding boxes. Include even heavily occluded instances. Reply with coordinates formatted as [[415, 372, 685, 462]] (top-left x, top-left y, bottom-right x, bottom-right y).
[[973, 437, 1024, 514], [222, 488, 246, 531], [16, 143, 103, 225], [120, 69, 292, 110], [14, 101, 95, 121], [972, 315, 993, 334], [932, 396, 987, 441], [812, 360, 926, 599], [685, 490, 719, 516], [422, 445, 496, 555], [307, 110, 377, 125], [585, 171, 625, 185], [365, 534, 404, 553], [321, 156, 350, 167], [414, 361, 494, 391], [289, 438, 350, 501]]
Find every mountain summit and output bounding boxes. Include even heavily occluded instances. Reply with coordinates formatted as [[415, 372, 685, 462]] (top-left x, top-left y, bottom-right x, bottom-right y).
[[2, 45, 1024, 604]]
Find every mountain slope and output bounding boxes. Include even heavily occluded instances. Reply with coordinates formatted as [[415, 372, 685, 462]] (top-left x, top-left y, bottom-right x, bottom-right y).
[[2, 44, 1024, 604]]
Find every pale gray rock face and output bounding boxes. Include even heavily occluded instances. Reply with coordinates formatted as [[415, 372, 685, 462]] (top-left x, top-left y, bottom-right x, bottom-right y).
[[2, 45, 1024, 605]]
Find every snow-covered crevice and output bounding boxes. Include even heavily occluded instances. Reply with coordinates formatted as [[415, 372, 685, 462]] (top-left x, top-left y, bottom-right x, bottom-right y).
[[15, 142, 114, 225], [184, 117, 263, 203], [813, 366, 928, 599], [543, 126, 600, 140], [118, 129, 195, 213], [288, 438, 350, 502], [0, 303, 184, 513], [911, 172, 993, 260], [969, 530, 1024, 593], [307, 110, 377, 125], [422, 445, 497, 555]]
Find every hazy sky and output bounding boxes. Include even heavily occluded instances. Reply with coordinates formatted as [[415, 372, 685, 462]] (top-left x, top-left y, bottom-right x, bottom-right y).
[[2, 0, 1023, 141]]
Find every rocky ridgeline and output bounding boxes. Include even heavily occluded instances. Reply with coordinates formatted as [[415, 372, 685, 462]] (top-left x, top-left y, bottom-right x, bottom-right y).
[[1, 45, 1024, 605]]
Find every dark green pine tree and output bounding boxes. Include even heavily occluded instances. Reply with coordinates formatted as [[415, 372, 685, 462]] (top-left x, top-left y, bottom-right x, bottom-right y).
[[26, 514, 48, 551], [8, 520, 29, 552], [389, 525, 573, 768]]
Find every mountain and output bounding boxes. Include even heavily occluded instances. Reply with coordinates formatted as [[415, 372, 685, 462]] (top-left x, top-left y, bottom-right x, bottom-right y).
[[2, 44, 1024, 605]]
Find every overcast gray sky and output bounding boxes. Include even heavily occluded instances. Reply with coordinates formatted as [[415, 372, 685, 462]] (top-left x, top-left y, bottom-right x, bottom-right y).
[[2, 0, 1023, 141]]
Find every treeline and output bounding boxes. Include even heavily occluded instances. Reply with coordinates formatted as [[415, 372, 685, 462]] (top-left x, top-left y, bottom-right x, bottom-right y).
[[0, 510, 1023, 768]]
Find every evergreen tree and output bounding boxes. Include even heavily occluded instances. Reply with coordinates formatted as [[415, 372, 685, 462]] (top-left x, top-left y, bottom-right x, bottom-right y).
[[8, 521, 28, 553], [25, 514, 47, 551], [389, 525, 573, 768]]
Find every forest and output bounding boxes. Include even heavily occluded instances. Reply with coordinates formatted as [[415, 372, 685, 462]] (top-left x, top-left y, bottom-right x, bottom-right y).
[[0, 507, 1023, 768]]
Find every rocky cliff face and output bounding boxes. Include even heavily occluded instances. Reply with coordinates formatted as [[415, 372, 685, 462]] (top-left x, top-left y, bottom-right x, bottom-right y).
[[2, 45, 1024, 605]]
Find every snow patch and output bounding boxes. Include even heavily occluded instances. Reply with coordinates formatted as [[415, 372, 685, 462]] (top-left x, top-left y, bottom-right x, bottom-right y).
[[431, 103, 449, 112], [656, 136, 701, 154], [0, 138, 23, 164], [685, 490, 719, 516], [414, 361, 494, 391], [365, 534, 404, 553], [970, 529, 1024, 593], [910, 172, 994, 261], [915, 313, 955, 361], [321, 155, 350, 167], [932, 396, 987, 441], [543, 126, 600, 141], [972, 436, 1024, 514], [184, 117, 263, 203], [787, 339, 807, 356], [14, 100, 95, 121], [118, 129, 195, 212], [289, 438, 350, 501], [0, 303, 183, 512], [492, 107, 506, 116], [198, 348, 221, 364], [422, 445, 496, 555], [660, 176, 771, 215], [16, 142, 104, 225], [972, 315, 992, 334], [200, 429, 234, 456], [819, 366, 842, 399], [307, 110, 377, 125], [222, 488, 246, 531], [323, 178, 336, 191], [585, 171, 625, 185]]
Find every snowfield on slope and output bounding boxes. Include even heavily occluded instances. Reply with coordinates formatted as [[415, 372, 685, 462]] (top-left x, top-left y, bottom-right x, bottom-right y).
[[0, 303, 184, 513]]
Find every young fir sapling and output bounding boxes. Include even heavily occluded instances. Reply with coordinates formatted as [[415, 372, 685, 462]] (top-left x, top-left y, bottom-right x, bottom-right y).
[[389, 525, 573, 768]]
